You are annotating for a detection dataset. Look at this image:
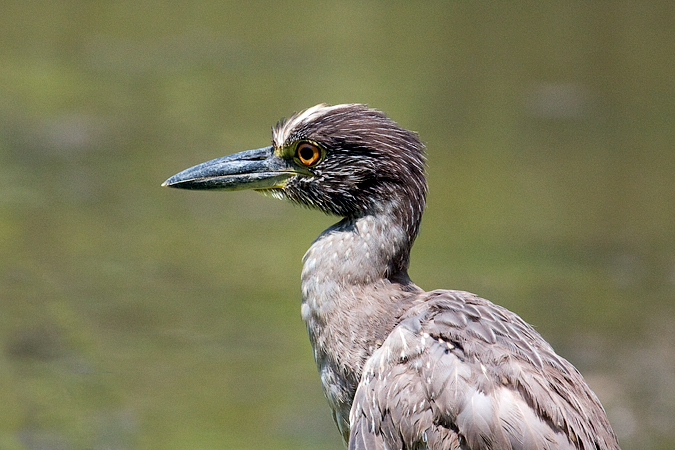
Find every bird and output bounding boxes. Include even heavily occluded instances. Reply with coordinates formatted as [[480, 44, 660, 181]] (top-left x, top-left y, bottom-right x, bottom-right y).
[[163, 103, 620, 450]]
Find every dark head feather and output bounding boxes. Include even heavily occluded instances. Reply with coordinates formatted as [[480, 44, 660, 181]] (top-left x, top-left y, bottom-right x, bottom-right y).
[[271, 104, 427, 242]]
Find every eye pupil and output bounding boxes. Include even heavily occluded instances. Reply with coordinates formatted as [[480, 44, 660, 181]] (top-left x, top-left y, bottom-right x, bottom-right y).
[[300, 146, 314, 161]]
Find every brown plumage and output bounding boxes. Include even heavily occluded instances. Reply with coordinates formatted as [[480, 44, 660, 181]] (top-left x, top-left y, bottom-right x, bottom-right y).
[[164, 104, 621, 450]]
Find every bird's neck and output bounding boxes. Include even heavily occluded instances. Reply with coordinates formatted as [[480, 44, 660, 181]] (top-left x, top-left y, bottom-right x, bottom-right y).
[[300, 202, 422, 438], [300, 198, 422, 333], [301, 202, 416, 297]]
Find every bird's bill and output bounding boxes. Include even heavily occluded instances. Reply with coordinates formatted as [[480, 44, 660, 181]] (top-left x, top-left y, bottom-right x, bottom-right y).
[[162, 146, 300, 191]]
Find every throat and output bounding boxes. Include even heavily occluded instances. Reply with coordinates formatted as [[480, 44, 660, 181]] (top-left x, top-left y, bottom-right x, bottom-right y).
[[299, 207, 418, 352], [302, 211, 411, 296]]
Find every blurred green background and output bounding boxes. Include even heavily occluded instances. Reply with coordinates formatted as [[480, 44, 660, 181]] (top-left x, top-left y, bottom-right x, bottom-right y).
[[1, 1, 674, 449]]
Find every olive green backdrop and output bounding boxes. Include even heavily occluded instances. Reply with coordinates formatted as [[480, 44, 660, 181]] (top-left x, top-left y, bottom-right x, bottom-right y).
[[1, 1, 673, 449]]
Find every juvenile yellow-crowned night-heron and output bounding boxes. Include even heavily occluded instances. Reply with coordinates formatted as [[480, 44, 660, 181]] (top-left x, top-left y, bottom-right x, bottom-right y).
[[163, 104, 620, 450]]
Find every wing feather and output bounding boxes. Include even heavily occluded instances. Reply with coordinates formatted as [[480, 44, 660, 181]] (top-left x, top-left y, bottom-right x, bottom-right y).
[[348, 290, 620, 450]]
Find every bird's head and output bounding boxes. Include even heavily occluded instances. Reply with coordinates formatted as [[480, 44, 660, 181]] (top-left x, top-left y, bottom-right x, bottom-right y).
[[163, 104, 427, 228]]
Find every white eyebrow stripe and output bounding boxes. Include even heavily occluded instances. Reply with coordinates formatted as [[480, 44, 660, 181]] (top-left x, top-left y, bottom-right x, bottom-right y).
[[273, 103, 358, 147]]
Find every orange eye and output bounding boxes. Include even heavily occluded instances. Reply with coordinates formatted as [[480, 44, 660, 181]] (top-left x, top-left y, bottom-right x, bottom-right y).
[[296, 142, 322, 166]]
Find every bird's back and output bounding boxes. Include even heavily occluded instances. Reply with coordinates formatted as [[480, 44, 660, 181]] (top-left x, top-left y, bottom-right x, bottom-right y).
[[349, 289, 620, 450]]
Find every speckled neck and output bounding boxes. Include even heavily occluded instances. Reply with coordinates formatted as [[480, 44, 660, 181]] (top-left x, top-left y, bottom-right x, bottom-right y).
[[301, 204, 412, 314], [299, 204, 420, 440]]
